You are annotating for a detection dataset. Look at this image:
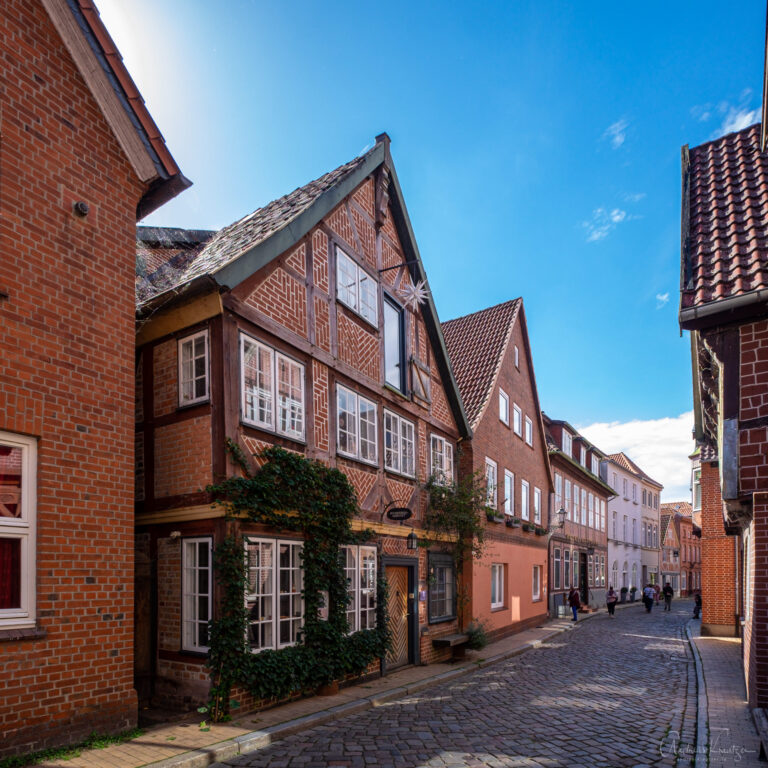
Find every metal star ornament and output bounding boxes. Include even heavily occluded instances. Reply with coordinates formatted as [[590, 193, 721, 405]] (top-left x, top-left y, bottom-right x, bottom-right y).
[[398, 279, 429, 310]]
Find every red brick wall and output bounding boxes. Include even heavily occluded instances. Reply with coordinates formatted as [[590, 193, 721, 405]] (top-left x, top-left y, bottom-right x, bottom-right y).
[[700, 460, 739, 635], [462, 311, 551, 631], [740, 321, 768, 496], [154, 418, 212, 498], [0, 0, 146, 755], [744, 494, 768, 707]]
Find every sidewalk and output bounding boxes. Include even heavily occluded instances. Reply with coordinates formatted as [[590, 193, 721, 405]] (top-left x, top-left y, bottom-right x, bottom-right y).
[[36, 612, 601, 768], [689, 620, 763, 767]]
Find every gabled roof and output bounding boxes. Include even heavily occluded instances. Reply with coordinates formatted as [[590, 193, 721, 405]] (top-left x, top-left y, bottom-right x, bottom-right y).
[[661, 501, 693, 518], [607, 452, 663, 489], [441, 299, 521, 430], [660, 513, 675, 543], [542, 414, 616, 497], [43, 0, 189, 218], [680, 123, 768, 328], [134, 134, 471, 438]]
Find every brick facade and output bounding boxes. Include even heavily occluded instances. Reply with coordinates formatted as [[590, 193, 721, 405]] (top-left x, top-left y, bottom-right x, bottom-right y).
[[699, 459, 739, 636], [0, 0, 184, 756], [135, 150, 467, 709]]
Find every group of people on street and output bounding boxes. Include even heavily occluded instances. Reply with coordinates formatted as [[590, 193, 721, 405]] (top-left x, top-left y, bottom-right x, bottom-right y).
[[568, 582, 699, 623]]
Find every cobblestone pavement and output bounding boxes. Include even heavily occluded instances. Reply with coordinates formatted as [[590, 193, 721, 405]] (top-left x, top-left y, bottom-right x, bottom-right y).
[[218, 602, 698, 768]]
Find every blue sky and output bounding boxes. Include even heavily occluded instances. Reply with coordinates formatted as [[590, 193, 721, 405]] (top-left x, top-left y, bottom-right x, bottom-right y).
[[100, 0, 765, 498]]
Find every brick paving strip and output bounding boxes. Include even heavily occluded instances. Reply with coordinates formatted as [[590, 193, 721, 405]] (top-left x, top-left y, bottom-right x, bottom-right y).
[[689, 623, 763, 768], [34, 602, 704, 768]]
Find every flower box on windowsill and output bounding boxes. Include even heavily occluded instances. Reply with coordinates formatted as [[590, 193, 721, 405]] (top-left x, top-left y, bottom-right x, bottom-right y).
[[486, 511, 505, 523], [506, 517, 522, 528], [522, 522, 534, 532], [534, 526, 547, 536]]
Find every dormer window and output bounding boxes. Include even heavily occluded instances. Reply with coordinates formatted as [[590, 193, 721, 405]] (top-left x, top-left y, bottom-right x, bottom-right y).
[[336, 247, 378, 325], [580, 446, 586, 466], [562, 431, 572, 457]]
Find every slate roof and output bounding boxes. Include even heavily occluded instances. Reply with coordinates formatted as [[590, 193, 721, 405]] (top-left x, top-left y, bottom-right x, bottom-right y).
[[607, 452, 663, 489], [442, 299, 521, 430], [137, 148, 374, 307], [682, 123, 768, 311]]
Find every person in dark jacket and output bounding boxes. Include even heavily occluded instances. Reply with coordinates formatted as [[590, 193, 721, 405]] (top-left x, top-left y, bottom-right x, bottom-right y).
[[568, 587, 581, 622], [693, 590, 702, 619], [663, 582, 674, 611]]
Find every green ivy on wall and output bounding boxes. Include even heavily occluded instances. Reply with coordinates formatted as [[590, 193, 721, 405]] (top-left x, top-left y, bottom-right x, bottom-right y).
[[204, 443, 389, 720]]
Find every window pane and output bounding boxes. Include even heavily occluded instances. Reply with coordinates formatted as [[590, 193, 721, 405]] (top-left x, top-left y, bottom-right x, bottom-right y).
[[359, 270, 378, 324], [337, 250, 358, 310], [0, 446, 23, 519], [246, 540, 274, 652], [337, 388, 358, 456], [243, 339, 273, 427], [277, 356, 304, 439], [0, 538, 21, 609], [400, 419, 415, 476], [384, 412, 399, 472], [384, 299, 403, 390], [359, 399, 377, 463]]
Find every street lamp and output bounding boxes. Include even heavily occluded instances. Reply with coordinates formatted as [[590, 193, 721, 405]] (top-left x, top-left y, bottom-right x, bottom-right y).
[[550, 506, 566, 533], [406, 530, 418, 550]]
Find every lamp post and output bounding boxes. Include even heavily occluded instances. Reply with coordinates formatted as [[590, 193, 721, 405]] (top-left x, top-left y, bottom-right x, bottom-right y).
[[547, 507, 567, 617]]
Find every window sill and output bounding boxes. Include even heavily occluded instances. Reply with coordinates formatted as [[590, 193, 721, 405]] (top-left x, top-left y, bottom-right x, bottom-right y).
[[241, 420, 307, 446], [177, 397, 210, 411], [0, 625, 47, 643], [428, 615, 457, 625], [384, 467, 416, 481], [383, 382, 408, 400], [491, 605, 506, 613], [337, 451, 379, 470]]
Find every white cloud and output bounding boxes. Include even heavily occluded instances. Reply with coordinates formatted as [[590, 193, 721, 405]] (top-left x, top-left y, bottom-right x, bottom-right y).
[[655, 292, 670, 308], [602, 118, 629, 149], [690, 104, 712, 123], [583, 207, 629, 242], [623, 192, 646, 203], [578, 411, 695, 502], [719, 106, 760, 135]]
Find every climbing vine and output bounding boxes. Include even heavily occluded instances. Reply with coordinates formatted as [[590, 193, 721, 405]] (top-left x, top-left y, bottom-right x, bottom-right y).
[[204, 443, 389, 720]]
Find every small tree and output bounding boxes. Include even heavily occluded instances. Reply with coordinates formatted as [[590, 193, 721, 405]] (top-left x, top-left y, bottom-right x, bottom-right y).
[[421, 472, 488, 629]]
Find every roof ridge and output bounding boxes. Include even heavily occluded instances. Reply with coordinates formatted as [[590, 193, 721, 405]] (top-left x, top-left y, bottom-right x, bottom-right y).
[[689, 122, 761, 156], [443, 297, 522, 326]]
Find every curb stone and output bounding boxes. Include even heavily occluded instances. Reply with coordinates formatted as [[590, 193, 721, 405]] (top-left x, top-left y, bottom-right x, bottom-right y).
[[685, 619, 708, 768], [144, 612, 607, 768]]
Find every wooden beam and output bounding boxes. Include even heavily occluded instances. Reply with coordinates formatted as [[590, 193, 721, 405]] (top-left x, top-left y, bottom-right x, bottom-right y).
[[136, 291, 223, 346]]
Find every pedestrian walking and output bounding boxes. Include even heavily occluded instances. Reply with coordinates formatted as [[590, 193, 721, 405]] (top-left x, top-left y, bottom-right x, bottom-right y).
[[606, 586, 618, 617], [693, 590, 702, 619], [663, 582, 674, 611], [654, 583, 661, 605], [568, 586, 581, 622], [642, 583, 655, 613]]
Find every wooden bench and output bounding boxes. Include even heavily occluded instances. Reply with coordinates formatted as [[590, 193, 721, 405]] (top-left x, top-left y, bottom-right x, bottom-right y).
[[432, 632, 470, 660]]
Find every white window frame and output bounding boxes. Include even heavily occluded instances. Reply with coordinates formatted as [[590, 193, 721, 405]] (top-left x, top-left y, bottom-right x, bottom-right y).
[[341, 545, 377, 632], [384, 410, 415, 477], [485, 458, 498, 508], [504, 470, 514, 515], [554, 548, 561, 590], [524, 416, 533, 446], [337, 385, 378, 465], [245, 537, 304, 652], [514, 344, 520, 368], [564, 479, 572, 519], [554, 473, 563, 511], [178, 330, 209, 407], [521, 479, 530, 521], [241, 333, 305, 440], [182, 537, 213, 652], [0, 432, 37, 629], [336, 246, 378, 325], [588, 494, 594, 528], [532, 565, 541, 601], [573, 484, 580, 522], [513, 404, 522, 436], [581, 488, 587, 525], [562, 430, 572, 457], [591, 456, 599, 476], [499, 389, 510, 426], [491, 563, 504, 609], [430, 434, 454, 483], [580, 446, 586, 466], [533, 487, 542, 524]]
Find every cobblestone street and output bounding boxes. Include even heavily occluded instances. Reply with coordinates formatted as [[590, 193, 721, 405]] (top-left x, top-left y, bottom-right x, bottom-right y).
[[219, 602, 698, 768]]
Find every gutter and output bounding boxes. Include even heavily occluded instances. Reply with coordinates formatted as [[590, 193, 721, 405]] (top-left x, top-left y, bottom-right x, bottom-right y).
[[679, 288, 768, 328]]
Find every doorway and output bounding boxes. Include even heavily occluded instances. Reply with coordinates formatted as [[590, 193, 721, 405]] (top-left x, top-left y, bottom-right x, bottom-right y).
[[383, 557, 417, 670], [579, 553, 588, 605]]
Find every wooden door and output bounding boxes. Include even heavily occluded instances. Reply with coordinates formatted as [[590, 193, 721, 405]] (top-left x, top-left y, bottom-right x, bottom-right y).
[[134, 550, 155, 705], [386, 566, 409, 669]]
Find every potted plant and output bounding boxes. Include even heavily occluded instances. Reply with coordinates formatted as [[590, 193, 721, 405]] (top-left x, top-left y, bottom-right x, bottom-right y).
[[485, 509, 504, 523], [620, 586, 628, 603], [506, 517, 522, 528], [522, 522, 534, 532], [465, 619, 488, 650], [535, 526, 547, 536], [629, 586, 637, 602]]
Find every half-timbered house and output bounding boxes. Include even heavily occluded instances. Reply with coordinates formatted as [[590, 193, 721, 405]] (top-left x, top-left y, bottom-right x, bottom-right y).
[[134, 134, 470, 708], [442, 300, 553, 640]]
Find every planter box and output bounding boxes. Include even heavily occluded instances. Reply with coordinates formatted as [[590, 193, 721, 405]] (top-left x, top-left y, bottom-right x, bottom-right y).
[[522, 523, 534, 532], [486, 514, 504, 524], [506, 519, 522, 528]]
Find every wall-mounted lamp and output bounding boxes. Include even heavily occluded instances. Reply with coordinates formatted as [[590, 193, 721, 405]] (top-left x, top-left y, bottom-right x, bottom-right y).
[[406, 530, 418, 550], [169, 530, 181, 540]]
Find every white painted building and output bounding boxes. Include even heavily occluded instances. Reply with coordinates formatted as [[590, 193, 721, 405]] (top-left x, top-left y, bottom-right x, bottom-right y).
[[602, 453, 662, 599]]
